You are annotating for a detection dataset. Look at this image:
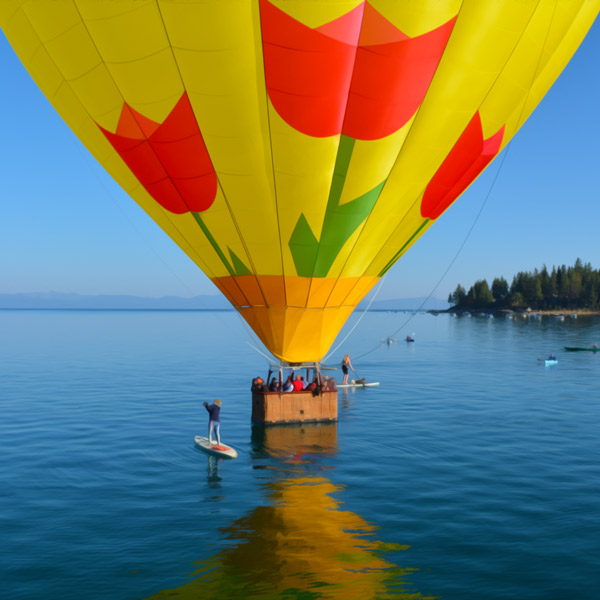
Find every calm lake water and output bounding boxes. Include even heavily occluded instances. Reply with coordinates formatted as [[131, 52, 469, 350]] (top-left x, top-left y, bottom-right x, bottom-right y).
[[2, 309, 599, 599]]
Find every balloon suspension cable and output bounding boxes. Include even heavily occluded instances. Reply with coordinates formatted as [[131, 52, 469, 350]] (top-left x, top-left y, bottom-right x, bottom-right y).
[[237, 309, 338, 369], [237, 313, 277, 365], [65, 130, 248, 341], [353, 6, 559, 363], [245, 340, 275, 363], [354, 140, 513, 362], [322, 274, 387, 363], [67, 134, 199, 297]]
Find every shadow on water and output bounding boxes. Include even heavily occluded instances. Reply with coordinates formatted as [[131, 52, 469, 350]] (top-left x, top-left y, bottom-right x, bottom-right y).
[[147, 423, 434, 599]]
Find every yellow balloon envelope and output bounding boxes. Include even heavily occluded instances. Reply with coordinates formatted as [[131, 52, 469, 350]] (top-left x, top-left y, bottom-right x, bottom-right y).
[[2, 0, 598, 361]]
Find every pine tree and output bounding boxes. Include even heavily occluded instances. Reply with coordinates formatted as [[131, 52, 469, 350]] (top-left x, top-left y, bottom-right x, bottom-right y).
[[449, 260, 598, 311], [492, 277, 508, 301]]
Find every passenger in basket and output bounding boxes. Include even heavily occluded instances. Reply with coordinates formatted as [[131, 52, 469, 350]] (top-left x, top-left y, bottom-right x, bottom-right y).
[[251, 377, 265, 393], [282, 375, 294, 393], [292, 375, 304, 391], [306, 376, 318, 391]]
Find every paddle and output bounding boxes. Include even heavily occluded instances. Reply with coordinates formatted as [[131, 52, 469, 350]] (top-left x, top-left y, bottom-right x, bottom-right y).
[[351, 366, 367, 384]]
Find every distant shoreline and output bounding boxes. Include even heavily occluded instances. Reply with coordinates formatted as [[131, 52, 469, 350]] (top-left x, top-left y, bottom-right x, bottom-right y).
[[430, 307, 600, 316], [0, 307, 235, 312], [0, 292, 448, 312], [0, 306, 429, 313]]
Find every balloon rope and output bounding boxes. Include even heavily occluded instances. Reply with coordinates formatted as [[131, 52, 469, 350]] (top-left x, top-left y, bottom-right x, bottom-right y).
[[66, 135, 201, 297], [353, 143, 512, 362], [245, 340, 275, 363], [322, 274, 387, 363], [64, 131, 251, 345], [353, 3, 559, 363], [235, 313, 275, 365]]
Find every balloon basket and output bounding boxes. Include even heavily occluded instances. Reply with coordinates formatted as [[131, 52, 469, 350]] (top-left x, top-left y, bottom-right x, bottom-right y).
[[251, 390, 338, 425]]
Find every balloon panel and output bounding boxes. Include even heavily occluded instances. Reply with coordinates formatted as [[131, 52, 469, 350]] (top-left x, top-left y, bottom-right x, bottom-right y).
[[2, 0, 598, 361]]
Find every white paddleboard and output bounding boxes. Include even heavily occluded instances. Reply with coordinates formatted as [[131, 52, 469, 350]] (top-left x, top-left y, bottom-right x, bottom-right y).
[[194, 436, 238, 459], [337, 382, 380, 388]]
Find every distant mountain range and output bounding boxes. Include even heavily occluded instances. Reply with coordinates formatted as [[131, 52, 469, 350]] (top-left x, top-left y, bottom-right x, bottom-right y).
[[0, 292, 448, 311], [0, 292, 230, 310]]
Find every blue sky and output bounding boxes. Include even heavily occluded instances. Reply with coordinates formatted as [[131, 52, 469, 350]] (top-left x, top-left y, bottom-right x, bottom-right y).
[[1, 19, 599, 302]]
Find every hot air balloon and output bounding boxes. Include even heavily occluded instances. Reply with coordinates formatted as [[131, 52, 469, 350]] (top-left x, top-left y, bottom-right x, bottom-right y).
[[1, 1, 598, 363]]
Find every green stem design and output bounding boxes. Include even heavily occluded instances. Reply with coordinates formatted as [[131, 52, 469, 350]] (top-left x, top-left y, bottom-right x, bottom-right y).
[[289, 135, 385, 278], [377, 219, 429, 277], [193, 213, 251, 277]]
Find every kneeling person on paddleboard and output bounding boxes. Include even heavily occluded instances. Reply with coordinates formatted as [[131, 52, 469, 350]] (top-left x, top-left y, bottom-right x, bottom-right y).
[[203, 399, 222, 445]]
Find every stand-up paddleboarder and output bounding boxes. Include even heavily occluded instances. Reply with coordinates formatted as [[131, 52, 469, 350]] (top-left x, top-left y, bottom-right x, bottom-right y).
[[203, 399, 222, 445]]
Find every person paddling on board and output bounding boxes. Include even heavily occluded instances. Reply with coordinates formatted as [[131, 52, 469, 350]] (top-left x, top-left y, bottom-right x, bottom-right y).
[[341, 354, 354, 385], [203, 399, 222, 445]]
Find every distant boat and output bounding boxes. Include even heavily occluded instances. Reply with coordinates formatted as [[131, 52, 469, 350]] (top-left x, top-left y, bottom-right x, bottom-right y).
[[545, 359, 558, 366], [564, 346, 600, 352]]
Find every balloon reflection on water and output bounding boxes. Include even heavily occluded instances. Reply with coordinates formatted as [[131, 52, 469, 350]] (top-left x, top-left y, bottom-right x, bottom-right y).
[[148, 424, 429, 599]]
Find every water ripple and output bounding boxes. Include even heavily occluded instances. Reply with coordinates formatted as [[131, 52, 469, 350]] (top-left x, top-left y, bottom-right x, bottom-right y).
[[2, 311, 600, 599]]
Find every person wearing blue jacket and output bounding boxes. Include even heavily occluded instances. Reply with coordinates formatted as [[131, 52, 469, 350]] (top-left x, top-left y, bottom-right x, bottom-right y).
[[203, 399, 222, 445]]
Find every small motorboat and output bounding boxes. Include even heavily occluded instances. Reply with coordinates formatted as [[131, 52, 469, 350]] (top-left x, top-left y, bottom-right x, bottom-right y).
[[564, 346, 600, 352]]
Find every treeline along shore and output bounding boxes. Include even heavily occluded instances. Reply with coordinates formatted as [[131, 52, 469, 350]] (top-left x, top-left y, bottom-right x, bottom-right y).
[[447, 259, 600, 314]]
